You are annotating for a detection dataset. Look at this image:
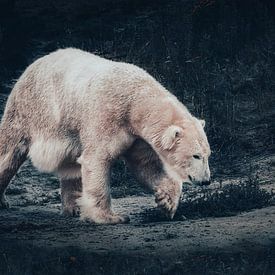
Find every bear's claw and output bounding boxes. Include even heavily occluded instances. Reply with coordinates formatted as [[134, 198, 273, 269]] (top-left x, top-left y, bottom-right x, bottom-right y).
[[96, 213, 130, 224], [107, 214, 130, 224], [155, 186, 181, 219]]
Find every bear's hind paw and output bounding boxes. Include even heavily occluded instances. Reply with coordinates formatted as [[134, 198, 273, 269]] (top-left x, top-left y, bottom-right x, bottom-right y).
[[62, 205, 80, 217]]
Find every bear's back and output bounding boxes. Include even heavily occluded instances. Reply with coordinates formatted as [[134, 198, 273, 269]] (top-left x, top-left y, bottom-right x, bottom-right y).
[[14, 48, 151, 99]]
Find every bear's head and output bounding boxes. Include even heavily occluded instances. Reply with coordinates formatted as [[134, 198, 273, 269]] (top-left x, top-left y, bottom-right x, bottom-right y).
[[157, 118, 211, 186]]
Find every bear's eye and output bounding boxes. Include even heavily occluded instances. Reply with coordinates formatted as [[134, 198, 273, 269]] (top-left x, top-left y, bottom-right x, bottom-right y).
[[193, 155, 201, 160]]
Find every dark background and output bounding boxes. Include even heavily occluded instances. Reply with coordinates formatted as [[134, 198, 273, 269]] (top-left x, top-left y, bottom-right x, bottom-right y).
[[0, 1, 275, 274], [0, 0, 274, 184]]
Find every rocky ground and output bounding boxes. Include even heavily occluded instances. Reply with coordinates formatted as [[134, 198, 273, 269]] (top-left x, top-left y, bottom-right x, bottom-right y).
[[0, 0, 275, 274], [0, 156, 274, 274]]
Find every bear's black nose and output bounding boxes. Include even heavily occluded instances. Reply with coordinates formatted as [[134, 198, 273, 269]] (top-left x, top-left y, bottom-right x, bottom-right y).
[[201, 180, 211, 186]]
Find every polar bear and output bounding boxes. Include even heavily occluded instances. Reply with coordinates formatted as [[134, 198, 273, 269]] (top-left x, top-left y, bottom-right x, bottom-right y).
[[0, 48, 211, 224]]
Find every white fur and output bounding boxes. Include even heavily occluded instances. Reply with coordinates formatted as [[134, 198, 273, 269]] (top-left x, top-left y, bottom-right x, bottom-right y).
[[162, 161, 183, 183], [161, 125, 182, 150], [0, 152, 12, 172], [0, 48, 211, 223], [29, 136, 75, 173], [77, 193, 97, 216]]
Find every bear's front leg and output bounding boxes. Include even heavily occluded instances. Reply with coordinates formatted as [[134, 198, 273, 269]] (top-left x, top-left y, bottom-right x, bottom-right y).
[[77, 152, 129, 224], [124, 139, 182, 219], [154, 176, 182, 219]]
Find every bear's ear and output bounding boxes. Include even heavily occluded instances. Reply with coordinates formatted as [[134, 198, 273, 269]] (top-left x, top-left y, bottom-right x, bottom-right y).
[[161, 125, 183, 150], [200, 119, 206, 128]]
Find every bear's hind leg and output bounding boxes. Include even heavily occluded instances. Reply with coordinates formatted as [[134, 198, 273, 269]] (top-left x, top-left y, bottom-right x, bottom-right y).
[[0, 125, 29, 209], [60, 177, 82, 216]]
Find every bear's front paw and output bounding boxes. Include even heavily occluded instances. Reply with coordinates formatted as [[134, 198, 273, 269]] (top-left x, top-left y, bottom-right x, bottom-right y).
[[80, 209, 130, 224], [155, 184, 181, 219], [77, 195, 130, 224]]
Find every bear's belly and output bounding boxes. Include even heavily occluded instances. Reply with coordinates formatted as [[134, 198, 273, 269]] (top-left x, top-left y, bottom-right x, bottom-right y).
[[29, 136, 80, 174]]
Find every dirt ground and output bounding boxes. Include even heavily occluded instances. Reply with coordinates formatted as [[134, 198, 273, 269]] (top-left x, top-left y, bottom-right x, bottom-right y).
[[0, 159, 275, 275], [0, 1, 275, 274]]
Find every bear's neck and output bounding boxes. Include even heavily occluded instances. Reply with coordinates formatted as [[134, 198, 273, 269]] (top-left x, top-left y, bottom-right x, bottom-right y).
[[130, 95, 188, 149], [129, 79, 193, 140]]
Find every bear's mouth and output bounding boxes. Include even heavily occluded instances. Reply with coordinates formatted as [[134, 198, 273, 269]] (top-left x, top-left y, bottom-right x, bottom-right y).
[[182, 175, 193, 186]]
